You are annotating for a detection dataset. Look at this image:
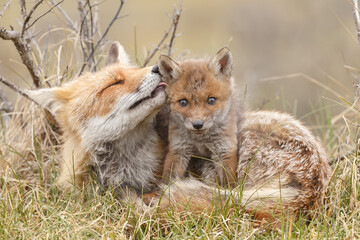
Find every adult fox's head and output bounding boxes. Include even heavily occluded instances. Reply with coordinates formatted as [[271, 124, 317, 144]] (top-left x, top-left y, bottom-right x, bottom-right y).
[[26, 42, 167, 149], [158, 47, 233, 134]]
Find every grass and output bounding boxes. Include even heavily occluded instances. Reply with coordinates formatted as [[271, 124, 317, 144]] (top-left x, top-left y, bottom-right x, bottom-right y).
[[0, 91, 359, 239], [0, 6, 359, 238]]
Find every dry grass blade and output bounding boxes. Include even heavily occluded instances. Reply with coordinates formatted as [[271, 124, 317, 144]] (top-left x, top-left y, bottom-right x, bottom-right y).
[[261, 73, 341, 97], [49, 0, 77, 30]]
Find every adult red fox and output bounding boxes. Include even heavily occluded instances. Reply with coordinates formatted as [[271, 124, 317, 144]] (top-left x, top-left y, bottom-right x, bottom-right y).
[[26, 42, 168, 195]]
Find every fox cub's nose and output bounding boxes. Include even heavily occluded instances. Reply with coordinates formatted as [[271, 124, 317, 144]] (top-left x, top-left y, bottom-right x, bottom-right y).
[[152, 65, 160, 74], [192, 120, 204, 130]]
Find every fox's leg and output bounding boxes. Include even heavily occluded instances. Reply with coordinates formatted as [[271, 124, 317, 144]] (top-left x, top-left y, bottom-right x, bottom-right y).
[[56, 156, 88, 189], [205, 139, 238, 187], [56, 140, 89, 190], [208, 149, 238, 187], [162, 148, 190, 183], [220, 149, 238, 187]]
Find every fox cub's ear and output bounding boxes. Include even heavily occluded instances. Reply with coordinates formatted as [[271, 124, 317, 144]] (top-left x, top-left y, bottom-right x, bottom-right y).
[[105, 41, 131, 66], [25, 88, 66, 117], [158, 55, 183, 83], [209, 47, 232, 80]]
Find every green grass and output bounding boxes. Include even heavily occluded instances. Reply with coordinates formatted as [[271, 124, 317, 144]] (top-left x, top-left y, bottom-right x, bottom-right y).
[[0, 157, 358, 239]]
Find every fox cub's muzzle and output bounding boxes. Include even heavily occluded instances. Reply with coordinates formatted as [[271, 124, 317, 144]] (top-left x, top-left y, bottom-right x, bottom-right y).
[[192, 119, 204, 130]]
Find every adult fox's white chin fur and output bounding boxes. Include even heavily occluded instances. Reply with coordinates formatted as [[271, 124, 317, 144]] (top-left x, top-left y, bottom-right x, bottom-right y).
[[82, 72, 166, 149]]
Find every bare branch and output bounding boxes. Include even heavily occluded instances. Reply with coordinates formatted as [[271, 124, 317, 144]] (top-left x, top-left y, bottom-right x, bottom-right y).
[[352, 0, 360, 45], [0, 75, 58, 130], [78, 0, 125, 75], [0, 0, 12, 18], [0, 85, 14, 113], [78, 0, 90, 62], [49, 0, 77, 30], [21, 0, 44, 36], [142, 2, 183, 66], [86, 0, 96, 71], [168, 3, 182, 57], [19, 0, 26, 18], [26, 0, 65, 31], [0, 27, 42, 88], [142, 28, 172, 67], [0, 75, 39, 106]]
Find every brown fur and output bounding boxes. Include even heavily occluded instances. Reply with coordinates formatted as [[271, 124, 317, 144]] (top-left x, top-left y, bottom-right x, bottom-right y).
[[151, 48, 331, 227], [159, 48, 240, 187]]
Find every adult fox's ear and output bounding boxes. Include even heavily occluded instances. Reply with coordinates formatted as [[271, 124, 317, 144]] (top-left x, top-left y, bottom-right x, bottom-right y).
[[158, 55, 183, 83], [25, 88, 67, 118], [208, 47, 232, 81], [105, 41, 131, 66]]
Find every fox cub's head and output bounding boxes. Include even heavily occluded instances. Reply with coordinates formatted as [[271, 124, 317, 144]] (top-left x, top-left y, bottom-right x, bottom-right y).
[[158, 47, 233, 133], [26, 42, 167, 147]]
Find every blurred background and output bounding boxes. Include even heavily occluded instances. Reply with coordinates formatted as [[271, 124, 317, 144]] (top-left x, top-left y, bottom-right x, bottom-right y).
[[0, 0, 359, 127]]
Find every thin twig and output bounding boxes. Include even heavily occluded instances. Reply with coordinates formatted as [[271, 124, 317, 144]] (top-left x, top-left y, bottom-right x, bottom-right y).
[[78, 0, 125, 75], [78, 0, 90, 62], [142, 2, 183, 66], [353, 0, 360, 45], [0, 85, 14, 113], [143, 27, 172, 67], [0, 75, 39, 106], [86, 0, 96, 71], [0, 75, 58, 129], [21, 0, 44, 36], [19, 0, 26, 18], [168, 3, 182, 57], [79, 10, 89, 61], [0, 27, 42, 88], [49, 0, 77, 30], [0, 0, 12, 18], [26, 0, 65, 31]]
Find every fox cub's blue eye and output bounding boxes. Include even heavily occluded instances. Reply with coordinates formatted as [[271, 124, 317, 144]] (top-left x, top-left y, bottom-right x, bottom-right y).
[[207, 97, 216, 105], [179, 99, 188, 107]]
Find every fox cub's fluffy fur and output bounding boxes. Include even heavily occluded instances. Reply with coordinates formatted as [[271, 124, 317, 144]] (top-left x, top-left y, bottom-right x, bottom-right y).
[[159, 48, 243, 187], [26, 42, 167, 194], [156, 48, 331, 215]]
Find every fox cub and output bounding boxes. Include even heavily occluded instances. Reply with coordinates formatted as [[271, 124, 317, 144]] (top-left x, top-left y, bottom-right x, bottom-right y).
[[158, 47, 243, 187], [154, 48, 331, 218]]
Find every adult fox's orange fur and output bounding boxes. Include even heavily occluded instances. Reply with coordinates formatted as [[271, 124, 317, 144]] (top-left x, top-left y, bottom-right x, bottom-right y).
[[26, 42, 168, 195]]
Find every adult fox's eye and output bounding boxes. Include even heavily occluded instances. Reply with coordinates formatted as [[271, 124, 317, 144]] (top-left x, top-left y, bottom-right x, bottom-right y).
[[207, 97, 216, 105], [108, 80, 124, 88], [178, 99, 188, 107]]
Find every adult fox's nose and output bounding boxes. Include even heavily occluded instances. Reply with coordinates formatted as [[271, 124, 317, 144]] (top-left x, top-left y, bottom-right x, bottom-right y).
[[192, 120, 204, 130], [152, 65, 160, 74]]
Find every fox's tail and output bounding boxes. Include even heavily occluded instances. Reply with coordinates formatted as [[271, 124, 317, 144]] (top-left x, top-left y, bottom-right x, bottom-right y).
[[143, 177, 302, 223]]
